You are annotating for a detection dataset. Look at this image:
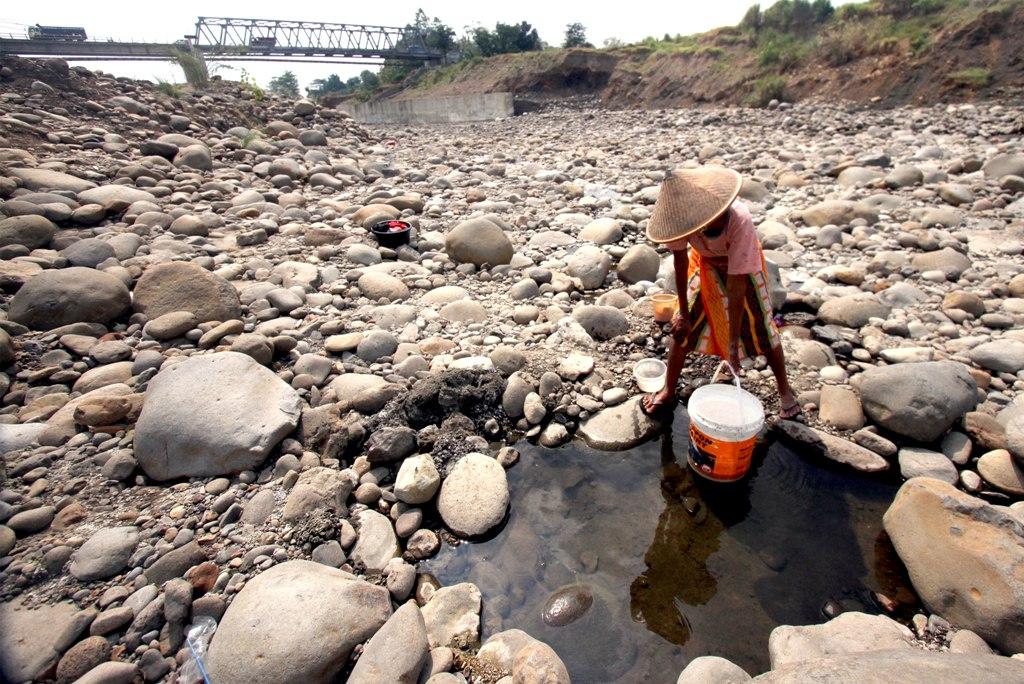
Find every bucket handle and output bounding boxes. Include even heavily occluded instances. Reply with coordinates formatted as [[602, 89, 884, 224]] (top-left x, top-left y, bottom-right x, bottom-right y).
[[710, 360, 742, 389], [711, 361, 748, 423]]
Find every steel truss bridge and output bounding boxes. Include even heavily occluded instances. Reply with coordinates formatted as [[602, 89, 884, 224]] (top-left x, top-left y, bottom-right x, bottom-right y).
[[0, 16, 442, 64]]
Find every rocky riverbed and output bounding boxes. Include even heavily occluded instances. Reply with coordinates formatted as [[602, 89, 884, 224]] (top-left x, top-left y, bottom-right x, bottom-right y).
[[0, 55, 1024, 682]]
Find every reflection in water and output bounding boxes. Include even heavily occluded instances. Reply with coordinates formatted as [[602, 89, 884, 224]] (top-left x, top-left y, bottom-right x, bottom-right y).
[[424, 414, 917, 682], [629, 439, 721, 646]]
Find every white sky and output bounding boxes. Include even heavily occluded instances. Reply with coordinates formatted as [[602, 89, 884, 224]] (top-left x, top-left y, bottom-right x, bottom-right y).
[[0, 1, 862, 92]]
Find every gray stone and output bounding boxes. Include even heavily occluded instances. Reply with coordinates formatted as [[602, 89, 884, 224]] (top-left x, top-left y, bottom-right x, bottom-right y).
[[579, 217, 623, 244], [351, 509, 399, 572], [983, 153, 1024, 180], [752, 650, 1024, 683], [394, 454, 441, 505], [0, 599, 79, 683], [677, 656, 751, 683], [883, 478, 1024, 654], [437, 453, 509, 537], [817, 293, 890, 328], [133, 261, 242, 323], [579, 397, 660, 451], [617, 244, 660, 284], [898, 447, 957, 484], [446, 217, 513, 266], [77, 185, 155, 212], [421, 582, 481, 649], [283, 467, 357, 522], [566, 245, 611, 289], [347, 601, 429, 684], [818, 385, 865, 431], [969, 340, 1024, 374], [135, 352, 301, 480], [357, 330, 399, 362], [768, 612, 913, 668], [9, 167, 96, 193], [777, 421, 889, 473], [859, 361, 977, 443], [7, 506, 55, 536], [440, 300, 488, 323], [572, 305, 629, 340], [358, 271, 409, 301], [512, 641, 571, 684], [69, 526, 139, 581], [205, 560, 391, 684], [0, 215, 55, 249], [9, 267, 130, 330]]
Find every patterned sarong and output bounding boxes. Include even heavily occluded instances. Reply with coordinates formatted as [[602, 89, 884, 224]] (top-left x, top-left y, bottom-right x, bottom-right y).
[[683, 250, 781, 361]]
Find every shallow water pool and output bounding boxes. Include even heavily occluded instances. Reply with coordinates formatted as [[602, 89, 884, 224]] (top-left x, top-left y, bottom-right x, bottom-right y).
[[425, 411, 917, 681]]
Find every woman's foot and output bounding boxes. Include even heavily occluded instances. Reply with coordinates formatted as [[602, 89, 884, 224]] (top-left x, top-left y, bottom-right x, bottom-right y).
[[779, 392, 801, 420], [641, 389, 677, 418]]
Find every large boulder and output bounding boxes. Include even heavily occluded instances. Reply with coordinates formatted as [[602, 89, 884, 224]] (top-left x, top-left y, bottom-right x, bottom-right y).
[[566, 245, 612, 289], [982, 153, 1024, 180], [69, 527, 139, 581], [752, 650, 1024, 683], [8, 167, 96, 193], [572, 305, 629, 340], [134, 352, 301, 480], [617, 244, 660, 284], [800, 200, 878, 227], [77, 185, 155, 212], [8, 268, 130, 330], [968, 340, 1024, 374], [817, 293, 890, 328], [437, 453, 509, 537], [0, 215, 55, 249], [0, 599, 80, 683], [205, 560, 391, 684], [579, 397, 661, 451], [768, 612, 913, 668], [883, 478, 1024, 654], [859, 361, 976, 443], [133, 262, 241, 322], [346, 601, 428, 684], [445, 217, 513, 266], [421, 582, 481, 649]]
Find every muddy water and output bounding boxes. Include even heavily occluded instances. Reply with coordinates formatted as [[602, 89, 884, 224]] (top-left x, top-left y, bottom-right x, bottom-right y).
[[425, 411, 917, 682]]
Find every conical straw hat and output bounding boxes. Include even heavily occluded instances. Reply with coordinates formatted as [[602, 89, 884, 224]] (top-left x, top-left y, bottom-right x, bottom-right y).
[[645, 166, 742, 244]]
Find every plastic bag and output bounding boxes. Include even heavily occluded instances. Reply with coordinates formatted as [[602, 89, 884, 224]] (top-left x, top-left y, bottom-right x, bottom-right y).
[[178, 616, 216, 684]]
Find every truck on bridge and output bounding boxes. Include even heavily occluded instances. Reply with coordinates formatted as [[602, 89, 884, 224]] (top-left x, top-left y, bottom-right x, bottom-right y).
[[27, 25, 87, 41]]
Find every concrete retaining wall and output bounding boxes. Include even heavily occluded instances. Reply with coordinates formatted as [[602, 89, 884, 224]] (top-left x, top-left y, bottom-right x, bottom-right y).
[[341, 92, 513, 125]]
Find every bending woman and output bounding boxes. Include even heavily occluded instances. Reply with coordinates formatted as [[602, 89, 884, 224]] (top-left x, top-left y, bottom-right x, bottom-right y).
[[640, 166, 799, 419]]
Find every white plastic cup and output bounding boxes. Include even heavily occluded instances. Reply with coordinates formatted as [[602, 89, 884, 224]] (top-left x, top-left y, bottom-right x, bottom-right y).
[[634, 359, 667, 393]]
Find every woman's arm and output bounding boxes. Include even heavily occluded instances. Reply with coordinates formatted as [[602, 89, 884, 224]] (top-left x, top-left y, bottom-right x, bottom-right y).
[[672, 249, 689, 310], [726, 273, 748, 368], [671, 249, 690, 341]]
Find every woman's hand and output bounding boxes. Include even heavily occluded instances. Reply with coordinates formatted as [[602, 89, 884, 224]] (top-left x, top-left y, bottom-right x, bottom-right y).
[[670, 312, 690, 342]]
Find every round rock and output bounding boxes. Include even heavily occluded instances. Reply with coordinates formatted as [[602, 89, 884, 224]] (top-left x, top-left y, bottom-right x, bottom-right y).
[[134, 352, 301, 480], [437, 453, 509, 537]]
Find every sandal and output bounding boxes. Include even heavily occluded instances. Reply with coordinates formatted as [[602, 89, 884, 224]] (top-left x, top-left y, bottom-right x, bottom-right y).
[[779, 399, 802, 420], [641, 392, 677, 419]]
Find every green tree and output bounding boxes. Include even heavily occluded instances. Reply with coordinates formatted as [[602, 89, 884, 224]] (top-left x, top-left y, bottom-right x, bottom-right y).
[[564, 22, 592, 48], [473, 21, 542, 56], [812, 0, 834, 22], [740, 4, 763, 32], [268, 71, 299, 98], [359, 70, 380, 90]]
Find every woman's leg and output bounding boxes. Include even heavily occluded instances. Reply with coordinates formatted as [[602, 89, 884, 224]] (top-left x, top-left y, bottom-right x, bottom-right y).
[[643, 296, 705, 413], [742, 271, 799, 418], [765, 343, 799, 417]]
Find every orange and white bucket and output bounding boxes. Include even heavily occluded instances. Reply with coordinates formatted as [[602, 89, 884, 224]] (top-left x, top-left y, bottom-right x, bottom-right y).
[[687, 362, 764, 482]]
